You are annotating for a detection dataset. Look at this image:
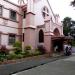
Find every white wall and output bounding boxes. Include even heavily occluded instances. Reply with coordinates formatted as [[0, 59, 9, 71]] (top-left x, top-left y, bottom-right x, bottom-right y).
[[34, 0, 63, 36], [1, 34, 8, 46], [34, 0, 55, 26]]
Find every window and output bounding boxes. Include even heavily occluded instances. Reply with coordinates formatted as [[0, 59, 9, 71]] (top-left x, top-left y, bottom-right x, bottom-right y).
[[39, 30, 44, 43], [0, 6, 2, 16], [10, 10, 16, 21], [42, 6, 49, 18], [8, 34, 15, 45], [23, 11, 26, 19]]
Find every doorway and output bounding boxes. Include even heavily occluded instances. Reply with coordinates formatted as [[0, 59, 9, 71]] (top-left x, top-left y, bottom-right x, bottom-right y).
[[52, 39, 63, 53]]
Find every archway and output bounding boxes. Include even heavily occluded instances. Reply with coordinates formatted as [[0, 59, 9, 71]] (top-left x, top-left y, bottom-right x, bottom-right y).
[[39, 29, 44, 43], [38, 30, 46, 54], [53, 28, 60, 36], [52, 28, 63, 53]]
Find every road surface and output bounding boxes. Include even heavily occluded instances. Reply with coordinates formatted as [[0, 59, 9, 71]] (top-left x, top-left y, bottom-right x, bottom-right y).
[[12, 53, 75, 75]]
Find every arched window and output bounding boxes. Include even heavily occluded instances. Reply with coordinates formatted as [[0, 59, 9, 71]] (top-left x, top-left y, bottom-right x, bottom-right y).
[[39, 30, 44, 43], [42, 6, 49, 18]]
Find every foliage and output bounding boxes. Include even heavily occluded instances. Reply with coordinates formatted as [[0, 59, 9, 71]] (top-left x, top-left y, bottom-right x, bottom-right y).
[[7, 53, 23, 60], [0, 53, 6, 61], [62, 17, 75, 36], [13, 41, 22, 48], [0, 45, 9, 55], [0, 44, 44, 62], [13, 41, 22, 54], [0, 45, 9, 61], [37, 45, 46, 54], [14, 47, 22, 54], [16, 54, 23, 59], [24, 50, 30, 54], [33, 49, 42, 56], [62, 17, 72, 36], [23, 50, 30, 57], [25, 45, 31, 50], [6, 53, 17, 60]]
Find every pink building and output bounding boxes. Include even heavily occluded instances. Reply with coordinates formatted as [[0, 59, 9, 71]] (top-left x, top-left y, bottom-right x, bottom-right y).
[[0, 0, 64, 54]]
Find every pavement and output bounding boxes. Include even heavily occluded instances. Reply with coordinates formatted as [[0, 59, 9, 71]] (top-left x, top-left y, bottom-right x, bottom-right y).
[[12, 53, 75, 75], [0, 54, 65, 75]]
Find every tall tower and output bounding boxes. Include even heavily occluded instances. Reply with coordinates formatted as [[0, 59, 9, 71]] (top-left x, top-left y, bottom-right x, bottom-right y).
[[24, 0, 36, 51]]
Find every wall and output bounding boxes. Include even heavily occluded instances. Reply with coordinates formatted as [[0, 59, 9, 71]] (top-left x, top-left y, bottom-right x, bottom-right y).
[[34, 0, 55, 26], [34, 0, 63, 36], [34, 0, 63, 49], [0, 0, 20, 47]]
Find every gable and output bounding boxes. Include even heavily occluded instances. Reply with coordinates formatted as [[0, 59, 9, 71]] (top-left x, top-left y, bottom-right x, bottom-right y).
[[34, 0, 56, 26]]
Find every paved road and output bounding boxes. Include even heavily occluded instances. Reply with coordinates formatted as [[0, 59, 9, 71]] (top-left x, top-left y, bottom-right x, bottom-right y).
[[12, 54, 75, 75]]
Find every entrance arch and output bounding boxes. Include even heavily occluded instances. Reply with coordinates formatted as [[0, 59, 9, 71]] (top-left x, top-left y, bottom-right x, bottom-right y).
[[53, 28, 63, 53], [53, 28, 60, 36], [39, 29, 44, 43]]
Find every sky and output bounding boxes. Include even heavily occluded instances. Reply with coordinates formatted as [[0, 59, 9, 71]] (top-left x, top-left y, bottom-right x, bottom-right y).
[[9, 0, 75, 21]]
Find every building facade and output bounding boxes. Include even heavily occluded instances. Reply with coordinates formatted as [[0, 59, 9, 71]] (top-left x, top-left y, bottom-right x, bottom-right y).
[[0, 0, 63, 54]]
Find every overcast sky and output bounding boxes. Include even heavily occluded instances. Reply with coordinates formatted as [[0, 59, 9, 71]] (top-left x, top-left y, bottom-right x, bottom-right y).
[[9, 0, 75, 21]]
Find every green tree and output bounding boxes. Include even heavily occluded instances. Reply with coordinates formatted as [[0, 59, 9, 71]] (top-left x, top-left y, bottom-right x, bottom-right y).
[[62, 17, 72, 36]]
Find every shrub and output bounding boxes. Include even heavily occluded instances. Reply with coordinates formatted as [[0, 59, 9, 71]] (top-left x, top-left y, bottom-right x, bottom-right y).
[[24, 50, 30, 56], [13, 41, 22, 48], [24, 50, 29, 54], [21, 52, 26, 58], [25, 45, 31, 50], [14, 47, 22, 54], [21, 50, 32, 58], [37, 45, 46, 54], [0, 45, 9, 55], [7, 53, 17, 60], [13, 41, 22, 54], [0, 53, 6, 61], [16, 54, 23, 59], [32, 48, 42, 56]]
